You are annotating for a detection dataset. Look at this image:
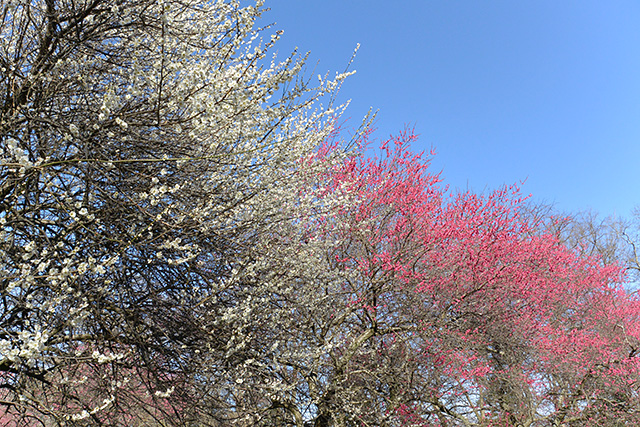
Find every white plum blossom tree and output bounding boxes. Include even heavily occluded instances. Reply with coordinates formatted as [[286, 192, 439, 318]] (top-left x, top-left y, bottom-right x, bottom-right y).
[[0, 0, 361, 424]]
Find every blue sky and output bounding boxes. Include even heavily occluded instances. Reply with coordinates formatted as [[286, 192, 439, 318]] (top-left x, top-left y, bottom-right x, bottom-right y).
[[262, 1, 640, 219]]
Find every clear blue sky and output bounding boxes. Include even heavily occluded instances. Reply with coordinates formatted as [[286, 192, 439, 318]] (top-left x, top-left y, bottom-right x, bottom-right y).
[[262, 1, 640, 218]]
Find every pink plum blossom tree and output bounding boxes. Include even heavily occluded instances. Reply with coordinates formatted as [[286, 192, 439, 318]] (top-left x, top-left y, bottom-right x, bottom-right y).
[[223, 130, 640, 426]]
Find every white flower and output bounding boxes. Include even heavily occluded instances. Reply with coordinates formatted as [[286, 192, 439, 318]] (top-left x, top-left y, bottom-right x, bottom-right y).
[[69, 124, 80, 137], [154, 386, 175, 398], [72, 410, 90, 421], [115, 117, 128, 129]]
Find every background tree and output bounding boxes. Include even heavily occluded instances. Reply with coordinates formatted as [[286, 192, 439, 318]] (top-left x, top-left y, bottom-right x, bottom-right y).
[[521, 202, 640, 286]]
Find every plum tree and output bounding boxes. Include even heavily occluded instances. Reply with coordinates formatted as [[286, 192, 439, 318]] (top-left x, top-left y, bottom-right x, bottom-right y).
[[208, 129, 640, 426], [0, 0, 358, 424]]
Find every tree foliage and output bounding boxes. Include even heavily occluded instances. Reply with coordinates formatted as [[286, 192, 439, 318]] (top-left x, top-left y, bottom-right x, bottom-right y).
[[1, 0, 640, 426]]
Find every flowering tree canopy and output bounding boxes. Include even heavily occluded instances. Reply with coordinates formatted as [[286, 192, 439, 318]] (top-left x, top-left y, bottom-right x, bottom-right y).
[[0, 0, 357, 424], [229, 130, 640, 427], [1, 0, 639, 426]]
